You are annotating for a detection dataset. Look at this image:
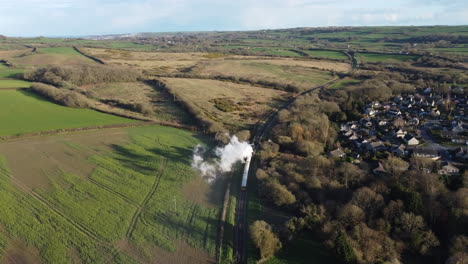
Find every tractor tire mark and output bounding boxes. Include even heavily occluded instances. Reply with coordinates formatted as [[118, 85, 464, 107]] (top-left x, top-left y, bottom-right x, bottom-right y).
[[0, 168, 106, 244], [125, 137, 170, 239], [88, 178, 140, 208]]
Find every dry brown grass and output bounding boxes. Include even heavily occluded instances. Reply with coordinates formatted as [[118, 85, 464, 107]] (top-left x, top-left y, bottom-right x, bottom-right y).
[[82, 48, 218, 74], [161, 77, 290, 128], [82, 48, 348, 77], [0, 49, 32, 60], [84, 81, 192, 123], [8, 53, 95, 67], [190, 60, 335, 90], [2, 239, 43, 264], [246, 58, 351, 72]]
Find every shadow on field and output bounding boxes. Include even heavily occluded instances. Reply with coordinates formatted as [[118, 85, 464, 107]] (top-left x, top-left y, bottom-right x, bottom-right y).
[[110, 144, 160, 173], [148, 146, 193, 165]]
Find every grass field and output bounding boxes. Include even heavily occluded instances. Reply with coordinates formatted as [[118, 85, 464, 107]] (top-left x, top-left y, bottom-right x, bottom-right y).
[[356, 52, 420, 63], [38, 47, 81, 55], [81, 48, 213, 74], [161, 77, 289, 128], [0, 90, 138, 137], [0, 79, 31, 89], [304, 50, 349, 61], [0, 67, 27, 78], [0, 125, 221, 263], [328, 78, 361, 89], [190, 60, 335, 91], [3, 47, 96, 67]]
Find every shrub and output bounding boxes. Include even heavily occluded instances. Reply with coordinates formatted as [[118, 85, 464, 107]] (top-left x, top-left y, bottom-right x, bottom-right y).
[[30, 83, 94, 108], [23, 64, 143, 87]]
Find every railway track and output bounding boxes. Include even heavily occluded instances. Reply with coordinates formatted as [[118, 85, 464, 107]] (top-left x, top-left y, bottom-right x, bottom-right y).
[[233, 52, 358, 263]]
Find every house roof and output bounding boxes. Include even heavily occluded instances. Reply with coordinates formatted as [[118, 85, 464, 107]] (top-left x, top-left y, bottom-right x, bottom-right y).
[[329, 148, 345, 157], [413, 148, 439, 156]]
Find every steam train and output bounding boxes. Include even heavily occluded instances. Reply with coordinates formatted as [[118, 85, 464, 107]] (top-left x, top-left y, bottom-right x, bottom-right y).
[[240, 155, 252, 191]]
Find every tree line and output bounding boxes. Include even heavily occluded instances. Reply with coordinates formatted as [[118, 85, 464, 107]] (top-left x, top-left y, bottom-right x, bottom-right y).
[[250, 89, 467, 263]]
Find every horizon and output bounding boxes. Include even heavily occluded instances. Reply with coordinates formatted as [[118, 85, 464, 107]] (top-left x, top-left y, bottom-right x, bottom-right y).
[[1, 0, 467, 37], [6, 24, 468, 39]]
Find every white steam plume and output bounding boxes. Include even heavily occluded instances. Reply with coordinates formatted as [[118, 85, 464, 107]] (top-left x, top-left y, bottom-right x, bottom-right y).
[[191, 136, 254, 182]]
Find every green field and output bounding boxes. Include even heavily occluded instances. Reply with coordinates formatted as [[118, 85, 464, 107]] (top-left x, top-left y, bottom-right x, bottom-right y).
[[0, 79, 31, 89], [304, 50, 349, 60], [38, 47, 81, 55], [0, 125, 220, 263], [329, 78, 361, 89], [0, 67, 27, 78], [0, 90, 138, 137], [356, 52, 420, 63]]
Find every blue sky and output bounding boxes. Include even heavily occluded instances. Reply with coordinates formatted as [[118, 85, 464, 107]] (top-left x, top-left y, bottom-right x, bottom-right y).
[[0, 0, 467, 37]]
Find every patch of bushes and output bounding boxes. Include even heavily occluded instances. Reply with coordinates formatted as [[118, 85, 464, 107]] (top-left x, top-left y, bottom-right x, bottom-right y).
[[23, 64, 143, 87], [209, 98, 241, 112], [100, 99, 154, 116], [30, 83, 94, 108]]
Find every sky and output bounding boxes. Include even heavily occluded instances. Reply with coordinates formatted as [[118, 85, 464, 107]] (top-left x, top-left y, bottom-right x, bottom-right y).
[[0, 0, 467, 37]]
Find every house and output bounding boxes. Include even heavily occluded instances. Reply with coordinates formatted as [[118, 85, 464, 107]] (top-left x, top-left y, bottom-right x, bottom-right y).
[[408, 118, 420, 126], [366, 141, 387, 152], [395, 129, 407, 138], [404, 135, 420, 146], [392, 144, 407, 157], [389, 109, 402, 116], [438, 162, 460, 175], [329, 148, 346, 158], [413, 148, 440, 160], [344, 130, 354, 137], [452, 124, 465, 134], [360, 119, 373, 128], [378, 120, 388, 127], [373, 162, 387, 176], [452, 136, 468, 145], [455, 148, 468, 160], [349, 134, 359, 141], [371, 101, 381, 108], [365, 108, 377, 117]]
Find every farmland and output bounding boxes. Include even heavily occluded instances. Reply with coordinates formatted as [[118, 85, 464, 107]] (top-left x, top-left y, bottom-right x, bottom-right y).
[[356, 52, 420, 63], [0, 47, 96, 67], [0, 125, 221, 263], [0, 79, 31, 89], [0, 90, 138, 137], [0, 25, 466, 264]]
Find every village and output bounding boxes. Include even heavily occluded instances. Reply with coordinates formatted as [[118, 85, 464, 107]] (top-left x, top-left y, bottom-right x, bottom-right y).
[[332, 86, 467, 178]]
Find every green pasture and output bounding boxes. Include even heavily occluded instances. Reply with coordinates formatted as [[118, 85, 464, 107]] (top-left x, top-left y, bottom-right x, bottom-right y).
[[304, 50, 349, 60], [0, 125, 219, 263], [0, 67, 27, 78], [0, 90, 138, 137], [0, 79, 31, 89], [38, 47, 81, 55], [357, 52, 420, 63]]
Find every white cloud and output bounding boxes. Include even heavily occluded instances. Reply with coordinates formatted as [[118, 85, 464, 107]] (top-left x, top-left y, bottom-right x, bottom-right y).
[[0, 0, 466, 36]]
